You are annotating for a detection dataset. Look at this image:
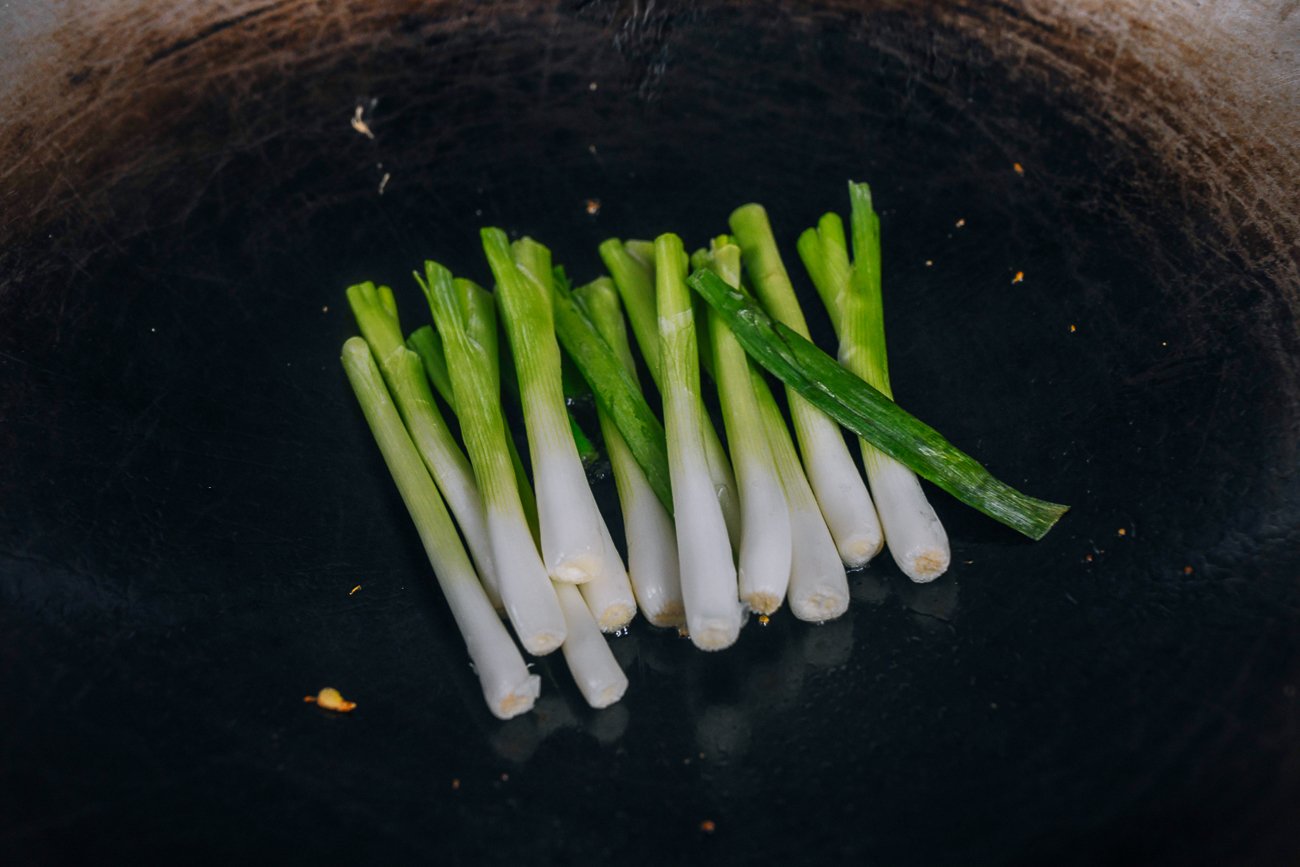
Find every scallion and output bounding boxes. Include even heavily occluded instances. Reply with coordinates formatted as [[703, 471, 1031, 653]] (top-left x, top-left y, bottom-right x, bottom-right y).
[[340, 337, 540, 718], [483, 229, 610, 584], [685, 268, 1070, 540], [730, 204, 885, 567], [798, 182, 950, 581], [698, 239, 794, 615], [750, 368, 850, 621], [573, 277, 685, 627], [416, 262, 566, 655], [598, 239, 743, 547], [508, 239, 638, 630], [656, 233, 743, 651], [346, 282, 502, 609]]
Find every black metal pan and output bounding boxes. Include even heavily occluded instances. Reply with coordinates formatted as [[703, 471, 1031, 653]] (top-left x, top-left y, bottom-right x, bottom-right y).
[[2, 1, 1297, 863]]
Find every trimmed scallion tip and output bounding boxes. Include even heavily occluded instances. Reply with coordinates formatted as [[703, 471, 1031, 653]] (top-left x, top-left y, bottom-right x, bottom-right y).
[[685, 268, 1071, 541], [730, 204, 884, 567], [697, 239, 793, 615], [573, 277, 685, 627], [798, 181, 951, 582], [656, 233, 743, 651], [340, 337, 539, 719], [416, 261, 566, 655], [598, 238, 743, 548], [483, 229, 610, 585]]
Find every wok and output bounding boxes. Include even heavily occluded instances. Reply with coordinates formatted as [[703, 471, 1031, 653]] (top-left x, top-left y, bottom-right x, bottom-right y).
[[2, 0, 1297, 863]]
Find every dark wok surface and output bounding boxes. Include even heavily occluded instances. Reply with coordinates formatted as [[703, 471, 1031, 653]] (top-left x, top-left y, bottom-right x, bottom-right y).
[[2, 1, 1298, 864]]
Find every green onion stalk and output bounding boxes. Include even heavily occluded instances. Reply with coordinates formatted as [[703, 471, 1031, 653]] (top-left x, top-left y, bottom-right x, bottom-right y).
[[730, 204, 885, 567], [749, 368, 851, 621], [685, 268, 1070, 541], [696, 239, 793, 615], [346, 283, 502, 609], [798, 182, 950, 581], [417, 262, 566, 655], [572, 277, 685, 627], [656, 233, 743, 650], [482, 229, 612, 585], [340, 337, 540, 717], [598, 238, 743, 549], [506, 239, 637, 631]]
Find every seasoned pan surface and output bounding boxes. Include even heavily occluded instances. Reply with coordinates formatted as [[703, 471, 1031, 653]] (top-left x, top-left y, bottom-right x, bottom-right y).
[[1, 2, 1297, 863]]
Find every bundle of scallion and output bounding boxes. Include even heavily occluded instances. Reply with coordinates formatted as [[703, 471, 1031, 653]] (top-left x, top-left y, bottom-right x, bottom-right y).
[[335, 181, 1067, 720]]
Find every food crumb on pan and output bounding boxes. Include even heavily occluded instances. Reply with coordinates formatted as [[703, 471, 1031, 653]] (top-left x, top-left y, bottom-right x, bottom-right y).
[[757, 614, 770, 626], [1183, 565, 1194, 575], [1012, 271, 1025, 284], [451, 778, 461, 790], [349, 584, 361, 596], [585, 198, 601, 215], [924, 259, 933, 267], [351, 105, 375, 140], [955, 217, 966, 228], [305, 687, 357, 712], [378, 172, 390, 195], [1069, 323, 1077, 332], [699, 819, 716, 833], [1013, 161, 1025, 175], [1117, 527, 1127, 537]]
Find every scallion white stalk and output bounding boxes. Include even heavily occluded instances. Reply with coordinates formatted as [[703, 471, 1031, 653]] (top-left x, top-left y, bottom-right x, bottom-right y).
[[340, 337, 540, 718], [574, 277, 685, 628], [749, 369, 850, 622], [730, 204, 884, 567], [699, 241, 793, 615], [417, 262, 566, 656], [598, 239, 743, 548], [555, 583, 629, 708], [346, 283, 503, 609], [483, 229, 609, 584], [656, 233, 743, 651], [797, 183, 950, 582]]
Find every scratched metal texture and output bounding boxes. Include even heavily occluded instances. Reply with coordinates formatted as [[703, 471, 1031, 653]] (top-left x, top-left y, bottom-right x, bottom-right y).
[[1, 1, 1297, 864]]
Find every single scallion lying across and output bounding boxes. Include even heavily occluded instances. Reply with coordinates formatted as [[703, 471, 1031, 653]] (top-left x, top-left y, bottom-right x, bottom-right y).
[[730, 204, 885, 567], [798, 182, 950, 582], [686, 268, 1070, 540], [346, 282, 503, 609], [571, 277, 685, 627], [340, 337, 540, 718], [483, 229, 610, 584], [656, 233, 743, 650], [599, 238, 743, 548], [416, 261, 566, 655], [697, 238, 793, 615]]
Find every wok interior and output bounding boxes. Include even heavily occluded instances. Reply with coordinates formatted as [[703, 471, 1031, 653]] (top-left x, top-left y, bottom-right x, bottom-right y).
[[2, 1, 1297, 863]]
